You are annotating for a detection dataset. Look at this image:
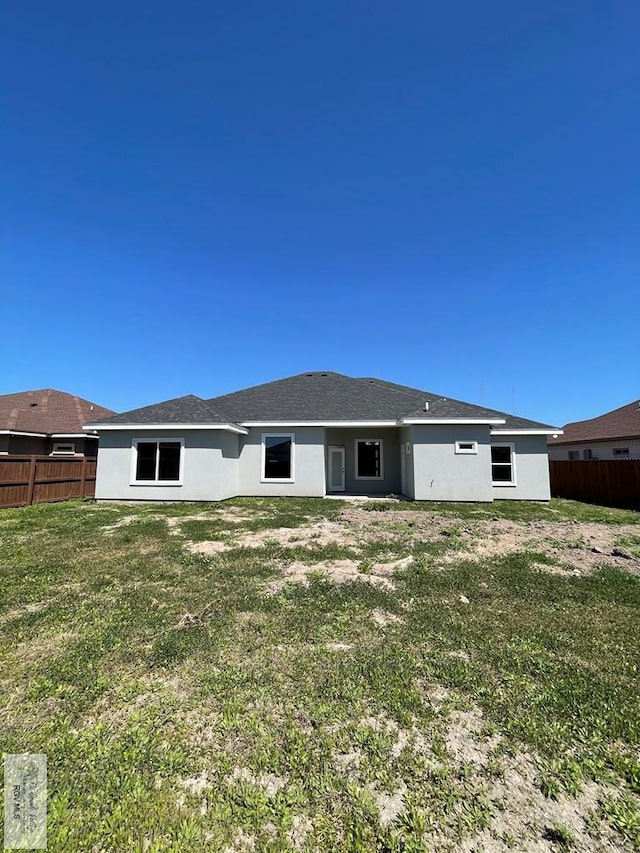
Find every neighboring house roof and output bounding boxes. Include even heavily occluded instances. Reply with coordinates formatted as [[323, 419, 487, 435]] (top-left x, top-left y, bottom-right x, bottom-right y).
[[88, 372, 558, 432], [548, 399, 640, 446], [0, 389, 114, 436]]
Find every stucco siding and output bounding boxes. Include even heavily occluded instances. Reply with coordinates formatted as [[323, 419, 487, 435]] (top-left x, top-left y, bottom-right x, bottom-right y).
[[492, 434, 550, 500], [411, 425, 493, 502], [95, 429, 239, 501], [325, 428, 402, 495], [238, 427, 326, 497], [399, 426, 414, 499]]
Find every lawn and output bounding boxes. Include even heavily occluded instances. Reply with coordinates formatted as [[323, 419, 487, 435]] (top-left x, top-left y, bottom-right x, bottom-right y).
[[1, 497, 639, 852]]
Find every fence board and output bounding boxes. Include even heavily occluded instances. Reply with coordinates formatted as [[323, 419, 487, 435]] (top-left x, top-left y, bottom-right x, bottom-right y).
[[0, 456, 97, 509], [550, 460, 640, 510]]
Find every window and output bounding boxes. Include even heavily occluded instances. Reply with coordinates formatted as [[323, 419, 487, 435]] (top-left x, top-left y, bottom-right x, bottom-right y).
[[613, 447, 630, 457], [491, 444, 516, 485], [52, 442, 75, 455], [568, 450, 579, 461], [455, 441, 478, 455], [131, 439, 183, 484], [355, 439, 383, 479], [262, 434, 294, 481], [583, 449, 592, 460]]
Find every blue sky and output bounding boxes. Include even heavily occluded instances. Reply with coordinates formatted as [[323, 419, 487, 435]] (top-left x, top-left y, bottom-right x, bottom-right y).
[[2, 1, 638, 426]]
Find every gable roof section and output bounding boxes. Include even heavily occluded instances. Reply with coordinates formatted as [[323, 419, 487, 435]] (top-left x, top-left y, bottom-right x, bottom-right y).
[[0, 389, 114, 436], [87, 372, 558, 432], [549, 399, 640, 445], [88, 395, 239, 427]]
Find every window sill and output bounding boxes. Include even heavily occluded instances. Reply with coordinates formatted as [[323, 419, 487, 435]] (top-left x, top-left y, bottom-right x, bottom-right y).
[[260, 478, 295, 484], [492, 482, 517, 488], [130, 481, 183, 487]]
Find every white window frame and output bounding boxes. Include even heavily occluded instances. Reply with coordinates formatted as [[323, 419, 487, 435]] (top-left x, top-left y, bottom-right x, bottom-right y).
[[52, 442, 76, 456], [261, 433, 295, 483], [455, 440, 478, 455], [491, 442, 517, 487], [613, 447, 630, 457], [354, 438, 384, 481], [130, 437, 185, 486]]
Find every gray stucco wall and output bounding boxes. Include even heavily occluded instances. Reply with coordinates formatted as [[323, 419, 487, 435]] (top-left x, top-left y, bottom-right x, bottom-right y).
[[411, 424, 493, 502], [325, 427, 402, 495], [492, 434, 550, 500], [95, 429, 239, 501], [238, 427, 326, 497], [399, 426, 414, 499]]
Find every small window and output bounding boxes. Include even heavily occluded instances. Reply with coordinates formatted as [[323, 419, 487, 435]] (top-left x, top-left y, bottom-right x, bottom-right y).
[[455, 441, 478, 455], [583, 449, 592, 460], [491, 444, 516, 485], [262, 434, 294, 481], [613, 447, 630, 457], [568, 450, 579, 461], [355, 439, 383, 479], [132, 439, 183, 484], [52, 442, 75, 455]]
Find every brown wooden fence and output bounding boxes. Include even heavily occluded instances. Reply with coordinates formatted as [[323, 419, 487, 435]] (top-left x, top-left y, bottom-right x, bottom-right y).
[[549, 460, 640, 510], [0, 456, 97, 509]]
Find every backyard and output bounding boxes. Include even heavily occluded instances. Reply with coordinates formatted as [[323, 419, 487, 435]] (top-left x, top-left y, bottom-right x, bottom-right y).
[[1, 496, 640, 852]]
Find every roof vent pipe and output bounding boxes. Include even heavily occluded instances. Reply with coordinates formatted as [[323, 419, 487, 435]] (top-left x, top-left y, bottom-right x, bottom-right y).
[[424, 401, 430, 412]]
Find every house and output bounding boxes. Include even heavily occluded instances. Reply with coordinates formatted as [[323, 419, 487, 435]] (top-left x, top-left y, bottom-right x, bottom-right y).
[[548, 399, 640, 461], [0, 389, 115, 457], [88, 372, 558, 503]]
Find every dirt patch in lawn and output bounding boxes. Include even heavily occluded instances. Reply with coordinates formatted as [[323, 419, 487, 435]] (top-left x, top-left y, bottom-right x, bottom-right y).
[[264, 559, 397, 594]]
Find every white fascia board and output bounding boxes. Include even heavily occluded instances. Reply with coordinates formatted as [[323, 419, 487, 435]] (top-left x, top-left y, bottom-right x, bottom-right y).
[[51, 433, 98, 439], [85, 422, 249, 435], [491, 429, 563, 436], [241, 421, 399, 427], [401, 418, 506, 425], [0, 429, 48, 437]]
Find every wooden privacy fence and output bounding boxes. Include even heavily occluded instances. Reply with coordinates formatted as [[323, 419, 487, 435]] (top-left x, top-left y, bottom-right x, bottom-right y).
[[549, 460, 640, 510], [0, 456, 97, 509]]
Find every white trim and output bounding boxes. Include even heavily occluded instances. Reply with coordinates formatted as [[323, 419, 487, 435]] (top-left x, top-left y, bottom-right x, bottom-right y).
[[88, 423, 248, 435], [242, 420, 398, 428], [491, 429, 561, 436], [491, 442, 517, 487], [402, 418, 506, 425], [130, 437, 185, 486], [354, 438, 384, 480], [455, 440, 478, 455], [52, 442, 76, 456], [51, 433, 98, 439], [261, 433, 295, 483], [0, 430, 47, 438]]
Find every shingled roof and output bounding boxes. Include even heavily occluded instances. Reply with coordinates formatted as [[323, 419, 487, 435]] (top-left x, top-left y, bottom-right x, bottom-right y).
[[0, 389, 114, 435], [89, 372, 557, 431], [548, 399, 640, 445]]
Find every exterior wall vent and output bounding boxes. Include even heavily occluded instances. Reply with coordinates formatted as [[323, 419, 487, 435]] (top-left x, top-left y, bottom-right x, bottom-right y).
[[424, 401, 430, 412]]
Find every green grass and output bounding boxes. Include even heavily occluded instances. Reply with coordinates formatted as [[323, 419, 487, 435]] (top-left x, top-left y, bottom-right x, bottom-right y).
[[1, 497, 639, 851]]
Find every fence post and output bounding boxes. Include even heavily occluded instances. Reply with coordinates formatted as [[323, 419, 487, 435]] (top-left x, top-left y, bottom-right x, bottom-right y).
[[26, 456, 37, 506]]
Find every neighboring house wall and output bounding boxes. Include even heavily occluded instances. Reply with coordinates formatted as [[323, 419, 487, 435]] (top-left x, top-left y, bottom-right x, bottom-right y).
[[324, 427, 402, 495], [95, 430, 240, 501], [492, 434, 550, 500], [399, 426, 415, 499], [548, 439, 640, 461], [411, 425, 493, 502], [7, 435, 48, 455], [237, 427, 326, 497]]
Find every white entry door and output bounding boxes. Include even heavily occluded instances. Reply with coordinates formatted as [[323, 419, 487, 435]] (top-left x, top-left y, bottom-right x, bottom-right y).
[[328, 446, 346, 492]]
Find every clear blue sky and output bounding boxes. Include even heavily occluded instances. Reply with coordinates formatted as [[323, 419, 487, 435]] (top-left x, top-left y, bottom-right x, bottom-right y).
[[2, 1, 638, 426]]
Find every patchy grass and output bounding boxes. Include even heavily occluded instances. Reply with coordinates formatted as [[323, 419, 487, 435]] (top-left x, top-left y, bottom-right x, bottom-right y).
[[1, 497, 639, 851]]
